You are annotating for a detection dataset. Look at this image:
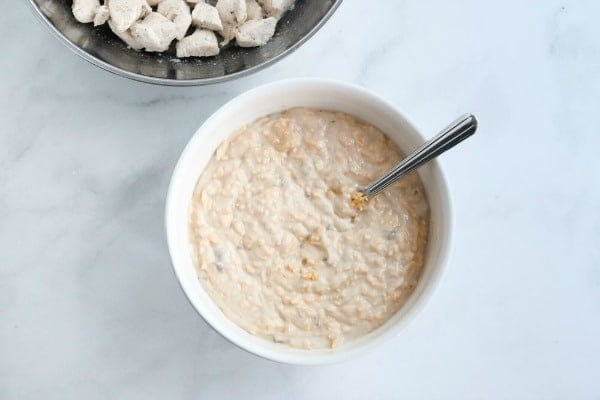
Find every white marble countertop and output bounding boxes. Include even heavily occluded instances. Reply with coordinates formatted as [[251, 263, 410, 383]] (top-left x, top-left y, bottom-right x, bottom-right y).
[[2, 0, 599, 398]]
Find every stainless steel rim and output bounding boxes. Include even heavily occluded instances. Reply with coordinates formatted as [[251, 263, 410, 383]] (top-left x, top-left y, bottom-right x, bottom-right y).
[[26, 0, 343, 86]]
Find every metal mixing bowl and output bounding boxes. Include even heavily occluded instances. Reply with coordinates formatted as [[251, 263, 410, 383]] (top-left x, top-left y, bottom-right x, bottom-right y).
[[27, 0, 341, 86]]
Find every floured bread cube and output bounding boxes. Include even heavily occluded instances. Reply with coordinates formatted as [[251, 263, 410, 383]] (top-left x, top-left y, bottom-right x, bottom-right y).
[[176, 29, 219, 57], [130, 12, 178, 52], [72, 0, 100, 23], [216, 0, 247, 24], [109, 0, 145, 32], [157, 0, 192, 40], [191, 2, 223, 31], [218, 23, 237, 45], [93, 4, 110, 26], [146, 0, 163, 5], [257, 0, 294, 19], [216, 0, 247, 45], [235, 16, 276, 47], [108, 19, 143, 49], [141, 0, 153, 17], [246, 0, 264, 20]]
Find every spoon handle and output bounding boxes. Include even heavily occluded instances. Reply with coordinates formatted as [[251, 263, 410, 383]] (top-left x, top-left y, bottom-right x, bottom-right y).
[[362, 114, 478, 198]]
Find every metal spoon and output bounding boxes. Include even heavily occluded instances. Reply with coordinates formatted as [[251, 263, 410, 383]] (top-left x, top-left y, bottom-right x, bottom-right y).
[[361, 114, 478, 198]]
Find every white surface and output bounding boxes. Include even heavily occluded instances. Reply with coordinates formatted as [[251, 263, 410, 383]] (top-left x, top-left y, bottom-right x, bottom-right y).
[[166, 80, 453, 364], [1, 0, 599, 398]]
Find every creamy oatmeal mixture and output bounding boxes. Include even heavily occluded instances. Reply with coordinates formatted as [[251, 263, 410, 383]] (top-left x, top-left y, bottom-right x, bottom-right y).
[[189, 108, 430, 349]]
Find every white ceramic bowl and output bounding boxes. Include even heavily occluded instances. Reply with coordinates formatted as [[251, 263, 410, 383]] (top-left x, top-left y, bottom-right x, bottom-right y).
[[166, 79, 453, 364]]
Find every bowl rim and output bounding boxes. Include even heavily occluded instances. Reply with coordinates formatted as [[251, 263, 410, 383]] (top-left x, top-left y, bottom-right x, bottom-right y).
[[25, 0, 343, 86], [165, 78, 454, 364]]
